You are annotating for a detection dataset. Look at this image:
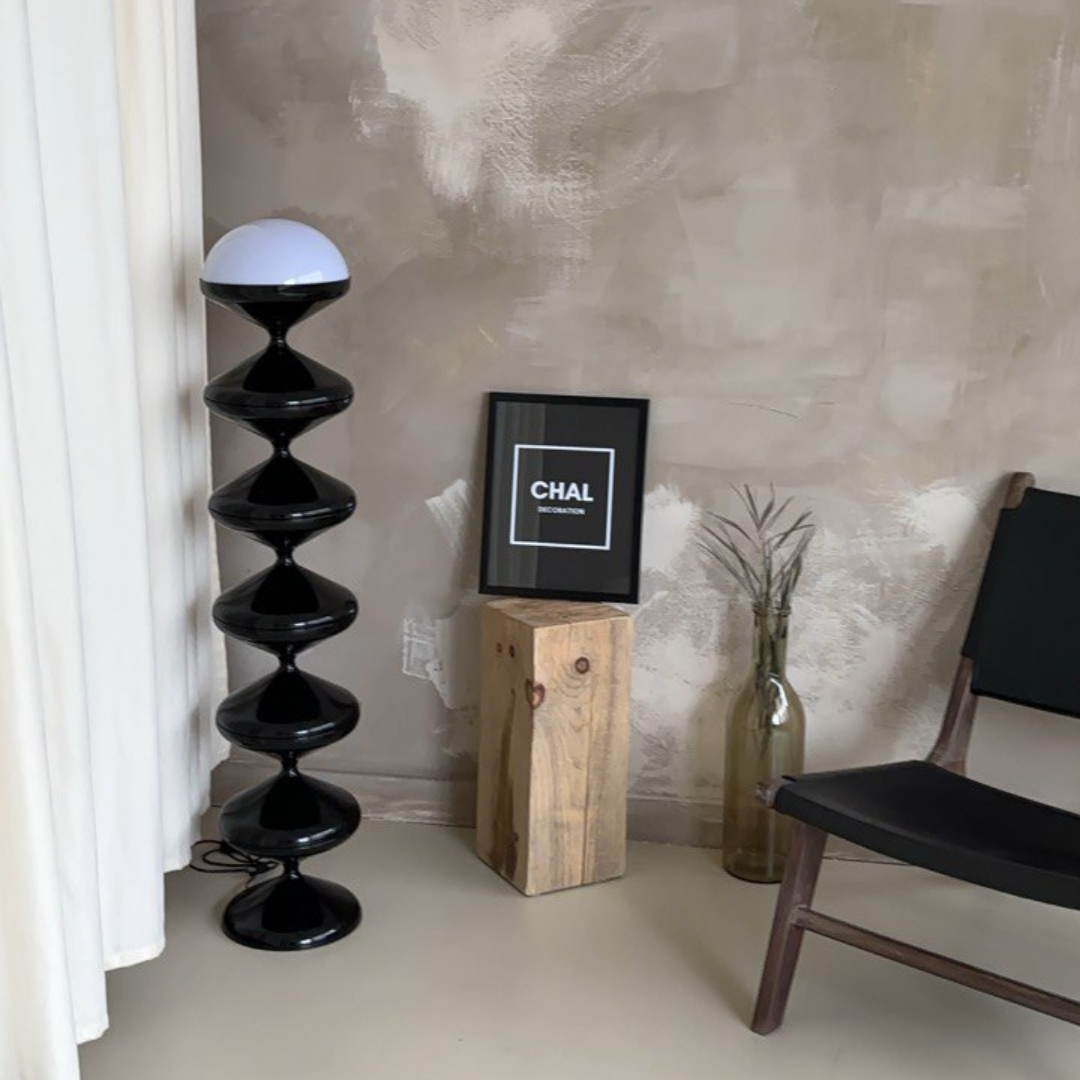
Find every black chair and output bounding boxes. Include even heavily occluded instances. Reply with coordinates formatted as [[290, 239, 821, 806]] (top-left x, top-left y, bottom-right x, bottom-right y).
[[752, 472, 1080, 1034]]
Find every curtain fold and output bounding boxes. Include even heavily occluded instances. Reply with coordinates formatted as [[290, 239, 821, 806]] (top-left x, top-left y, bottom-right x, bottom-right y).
[[0, 1, 226, 1076]]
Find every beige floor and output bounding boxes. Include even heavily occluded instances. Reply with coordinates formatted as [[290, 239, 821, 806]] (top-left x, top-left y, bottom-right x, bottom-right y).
[[79, 822, 1080, 1079]]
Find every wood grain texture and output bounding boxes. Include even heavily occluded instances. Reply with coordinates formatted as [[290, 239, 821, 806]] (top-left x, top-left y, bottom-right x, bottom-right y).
[[476, 599, 631, 895]]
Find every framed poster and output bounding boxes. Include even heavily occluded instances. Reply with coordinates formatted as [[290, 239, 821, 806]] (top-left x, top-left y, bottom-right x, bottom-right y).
[[479, 392, 649, 603]]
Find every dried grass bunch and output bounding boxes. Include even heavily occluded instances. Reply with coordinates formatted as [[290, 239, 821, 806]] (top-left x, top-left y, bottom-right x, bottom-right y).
[[699, 486, 814, 612]]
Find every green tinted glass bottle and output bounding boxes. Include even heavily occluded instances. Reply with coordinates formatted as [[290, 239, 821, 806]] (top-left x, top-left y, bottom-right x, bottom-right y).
[[723, 605, 805, 883]]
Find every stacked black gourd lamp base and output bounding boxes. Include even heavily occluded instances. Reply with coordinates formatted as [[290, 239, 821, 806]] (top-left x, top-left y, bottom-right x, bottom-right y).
[[201, 219, 361, 950]]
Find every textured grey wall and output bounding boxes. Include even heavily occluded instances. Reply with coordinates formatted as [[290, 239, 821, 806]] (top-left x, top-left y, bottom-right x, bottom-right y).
[[198, 0, 1080, 837]]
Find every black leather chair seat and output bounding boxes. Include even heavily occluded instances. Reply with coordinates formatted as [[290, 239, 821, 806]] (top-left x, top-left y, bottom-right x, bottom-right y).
[[775, 760, 1080, 909]]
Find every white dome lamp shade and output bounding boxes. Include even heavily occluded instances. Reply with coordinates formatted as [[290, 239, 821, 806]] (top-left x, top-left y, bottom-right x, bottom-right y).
[[202, 218, 355, 437], [200, 218, 350, 335]]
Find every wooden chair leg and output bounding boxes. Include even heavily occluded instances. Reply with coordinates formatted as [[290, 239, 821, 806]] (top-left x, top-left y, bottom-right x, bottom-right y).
[[751, 822, 827, 1035]]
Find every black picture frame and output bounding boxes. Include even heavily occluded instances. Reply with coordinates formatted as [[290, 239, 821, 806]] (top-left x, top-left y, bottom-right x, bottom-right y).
[[479, 392, 649, 603]]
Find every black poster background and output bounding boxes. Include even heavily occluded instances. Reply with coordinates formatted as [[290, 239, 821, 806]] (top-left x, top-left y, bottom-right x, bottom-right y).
[[480, 393, 648, 602]]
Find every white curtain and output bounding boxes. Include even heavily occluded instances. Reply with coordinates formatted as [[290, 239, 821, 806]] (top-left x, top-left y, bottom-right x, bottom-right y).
[[0, 0, 226, 1077]]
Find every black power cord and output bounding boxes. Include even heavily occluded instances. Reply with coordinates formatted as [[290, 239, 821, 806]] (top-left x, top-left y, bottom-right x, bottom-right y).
[[189, 839, 279, 880]]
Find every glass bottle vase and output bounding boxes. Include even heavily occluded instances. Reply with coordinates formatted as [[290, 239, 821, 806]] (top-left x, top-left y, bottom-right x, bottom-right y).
[[723, 604, 805, 883]]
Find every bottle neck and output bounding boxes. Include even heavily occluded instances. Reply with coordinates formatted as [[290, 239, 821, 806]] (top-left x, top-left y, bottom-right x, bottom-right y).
[[752, 605, 790, 679]]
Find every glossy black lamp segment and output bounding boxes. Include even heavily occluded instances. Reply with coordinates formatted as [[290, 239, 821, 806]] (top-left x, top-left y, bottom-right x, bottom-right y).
[[201, 279, 348, 335], [215, 668, 359, 754], [219, 770, 361, 860], [221, 872, 359, 952], [212, 561, 358, 650], [204, 341, 353, 441], [209, 455, 356, 547], [202, 218, 361, 950]]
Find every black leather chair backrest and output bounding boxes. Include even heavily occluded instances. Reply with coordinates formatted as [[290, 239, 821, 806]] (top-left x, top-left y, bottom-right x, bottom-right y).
[[963, 486, 1080, 718]]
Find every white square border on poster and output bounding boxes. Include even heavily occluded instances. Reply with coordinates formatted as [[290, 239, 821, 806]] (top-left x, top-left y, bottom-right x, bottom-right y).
[[508, 444, 616, 551]]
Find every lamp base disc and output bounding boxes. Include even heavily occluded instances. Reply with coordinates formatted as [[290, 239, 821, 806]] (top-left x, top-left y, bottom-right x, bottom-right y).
[[223, 872, 360, 951]]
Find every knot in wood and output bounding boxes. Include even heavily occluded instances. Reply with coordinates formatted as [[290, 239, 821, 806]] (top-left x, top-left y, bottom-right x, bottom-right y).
[[525, 679, 545, 710], [574, 656, 590, 674]]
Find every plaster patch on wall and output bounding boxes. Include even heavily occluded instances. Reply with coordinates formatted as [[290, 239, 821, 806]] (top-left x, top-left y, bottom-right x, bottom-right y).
[[896, 482, 981, 564], [403, 477, 484, 757], [402, 602, 482, 755], [627, 482, 991, 792], [425, 478, 473, 562], [352, 0, 665, 259], [630, 485, 728, 797], [788, 485, 989, 766], [401, 605, 479, 711], [402, 611, 437, 683], [640, 483, 699, 575]]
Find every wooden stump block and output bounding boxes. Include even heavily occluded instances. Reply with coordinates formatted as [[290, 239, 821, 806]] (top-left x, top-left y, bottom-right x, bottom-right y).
[[477, 598, 632, 895]]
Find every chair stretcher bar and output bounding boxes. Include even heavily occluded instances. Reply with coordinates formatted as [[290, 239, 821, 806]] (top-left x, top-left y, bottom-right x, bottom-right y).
[[793, 907, 1080, 1025]]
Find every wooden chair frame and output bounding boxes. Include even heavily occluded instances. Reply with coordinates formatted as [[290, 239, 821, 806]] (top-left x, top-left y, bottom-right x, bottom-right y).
[[751, 471, 1080, 1034]]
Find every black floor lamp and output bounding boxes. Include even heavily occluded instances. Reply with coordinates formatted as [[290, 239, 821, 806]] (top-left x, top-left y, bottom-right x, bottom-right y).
[[201, 219, 361, 950]]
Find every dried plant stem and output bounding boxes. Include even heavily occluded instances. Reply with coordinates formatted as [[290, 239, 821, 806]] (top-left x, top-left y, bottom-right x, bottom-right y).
[[700, 485, 814, 612]]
